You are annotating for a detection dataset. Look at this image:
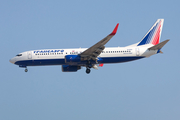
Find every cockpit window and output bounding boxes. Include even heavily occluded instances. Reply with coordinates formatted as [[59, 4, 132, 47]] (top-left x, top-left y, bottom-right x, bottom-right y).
[[16, 54, 22, 56]]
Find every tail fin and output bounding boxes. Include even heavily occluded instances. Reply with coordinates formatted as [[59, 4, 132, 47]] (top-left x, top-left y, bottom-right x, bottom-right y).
[[137, 19, 164, 46]]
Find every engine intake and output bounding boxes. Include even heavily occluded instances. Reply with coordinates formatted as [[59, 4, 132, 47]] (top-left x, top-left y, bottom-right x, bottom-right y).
[[65, 55, 81, 63]]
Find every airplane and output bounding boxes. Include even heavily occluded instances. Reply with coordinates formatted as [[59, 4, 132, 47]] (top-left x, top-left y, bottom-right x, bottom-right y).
[[9, 19, 169, 74]]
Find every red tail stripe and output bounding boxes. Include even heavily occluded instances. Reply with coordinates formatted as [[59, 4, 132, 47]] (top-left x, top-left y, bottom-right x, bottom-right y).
[[152, 21, 161, 45]]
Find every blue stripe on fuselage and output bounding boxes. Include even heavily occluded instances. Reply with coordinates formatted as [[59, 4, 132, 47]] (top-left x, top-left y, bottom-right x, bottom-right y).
[[101, 56, 144, 63], [15, 57, 144, 66]]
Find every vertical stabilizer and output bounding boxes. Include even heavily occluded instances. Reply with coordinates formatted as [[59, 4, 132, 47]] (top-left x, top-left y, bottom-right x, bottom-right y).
[[137, 19, 164, 46]]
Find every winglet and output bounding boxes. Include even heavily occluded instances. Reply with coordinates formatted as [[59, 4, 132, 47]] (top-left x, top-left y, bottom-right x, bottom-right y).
[[109, 23, 119, 36]]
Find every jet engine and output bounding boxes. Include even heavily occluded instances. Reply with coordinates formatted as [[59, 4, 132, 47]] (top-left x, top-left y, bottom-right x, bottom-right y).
[[62, 65, 81, 72], [65, 55, 81, 63]]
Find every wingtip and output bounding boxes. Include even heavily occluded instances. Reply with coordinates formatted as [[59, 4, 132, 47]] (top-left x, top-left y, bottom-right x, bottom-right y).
[[109, 23, 119, 36]]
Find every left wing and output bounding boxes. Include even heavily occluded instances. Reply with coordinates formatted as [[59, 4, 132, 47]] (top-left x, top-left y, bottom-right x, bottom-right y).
[[80, 23, 119, 61]]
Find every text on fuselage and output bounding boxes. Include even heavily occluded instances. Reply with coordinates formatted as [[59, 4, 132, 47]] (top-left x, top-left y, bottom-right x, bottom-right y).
[[34, 50, 64, 53]]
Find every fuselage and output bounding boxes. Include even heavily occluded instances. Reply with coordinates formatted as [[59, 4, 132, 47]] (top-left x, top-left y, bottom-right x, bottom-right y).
[[9, 45, 157, 67]]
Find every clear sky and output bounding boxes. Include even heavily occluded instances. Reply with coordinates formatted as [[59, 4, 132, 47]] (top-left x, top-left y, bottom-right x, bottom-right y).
[[0, 0, 180, 120]]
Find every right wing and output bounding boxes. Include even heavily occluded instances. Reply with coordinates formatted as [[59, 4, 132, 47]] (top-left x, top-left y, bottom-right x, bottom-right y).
[[80, 23, 119, 61]]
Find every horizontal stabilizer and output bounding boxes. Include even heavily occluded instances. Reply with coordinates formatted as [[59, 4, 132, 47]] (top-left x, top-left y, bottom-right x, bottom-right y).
[[148, 39, 170, 50]]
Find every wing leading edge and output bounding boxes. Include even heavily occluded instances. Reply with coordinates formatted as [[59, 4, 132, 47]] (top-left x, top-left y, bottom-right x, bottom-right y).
[[80, 23, 119, 61]]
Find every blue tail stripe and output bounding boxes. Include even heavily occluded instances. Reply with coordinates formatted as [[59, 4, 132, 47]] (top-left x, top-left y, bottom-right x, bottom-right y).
[[138, 31, 151, 45], [138, 23, 158, 46], [146, 25, 155, 44]]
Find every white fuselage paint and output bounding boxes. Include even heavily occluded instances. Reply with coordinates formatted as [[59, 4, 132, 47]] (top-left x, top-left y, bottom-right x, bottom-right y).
[[10, 44, 157, 66]]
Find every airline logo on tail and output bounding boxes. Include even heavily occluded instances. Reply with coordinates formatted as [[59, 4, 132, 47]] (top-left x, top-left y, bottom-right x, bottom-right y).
[[138, 19, 164, 46]]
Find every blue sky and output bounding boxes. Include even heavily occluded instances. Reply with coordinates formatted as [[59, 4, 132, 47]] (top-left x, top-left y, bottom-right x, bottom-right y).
[[0, 0, 180, 120]]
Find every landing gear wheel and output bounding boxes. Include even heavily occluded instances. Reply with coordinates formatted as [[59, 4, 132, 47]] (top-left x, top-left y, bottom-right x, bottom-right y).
[[86, 68, 91, 74], [25, 68, 28, 72]]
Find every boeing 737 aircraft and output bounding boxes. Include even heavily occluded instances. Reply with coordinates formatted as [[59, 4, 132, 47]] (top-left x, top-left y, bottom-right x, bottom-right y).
[[10, 19, 169, 74]]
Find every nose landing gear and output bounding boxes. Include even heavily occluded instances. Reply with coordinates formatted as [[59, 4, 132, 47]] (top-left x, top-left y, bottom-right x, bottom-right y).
[[25, 68, 28, 72]]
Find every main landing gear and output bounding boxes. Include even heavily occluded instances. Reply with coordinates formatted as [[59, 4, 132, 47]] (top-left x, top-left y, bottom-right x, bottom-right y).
[[86, 68, 91, 74], [86, 61, 92, 74]]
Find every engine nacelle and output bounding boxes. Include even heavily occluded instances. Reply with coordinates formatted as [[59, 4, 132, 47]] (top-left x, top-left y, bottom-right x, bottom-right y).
[[62, 65, 81, 72], [65, 55, 81, 63]]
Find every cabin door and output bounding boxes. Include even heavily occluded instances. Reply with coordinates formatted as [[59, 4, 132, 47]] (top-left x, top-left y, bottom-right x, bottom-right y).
[[136, 48, 140, 56], [28, 51, 32, 59]]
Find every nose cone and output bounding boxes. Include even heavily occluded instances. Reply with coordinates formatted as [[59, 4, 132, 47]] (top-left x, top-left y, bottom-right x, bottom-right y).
[[9, 57, 16, 64]]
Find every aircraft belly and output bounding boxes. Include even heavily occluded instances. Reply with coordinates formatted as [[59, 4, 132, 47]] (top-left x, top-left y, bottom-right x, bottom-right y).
[[15, 59, 66, 66]]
